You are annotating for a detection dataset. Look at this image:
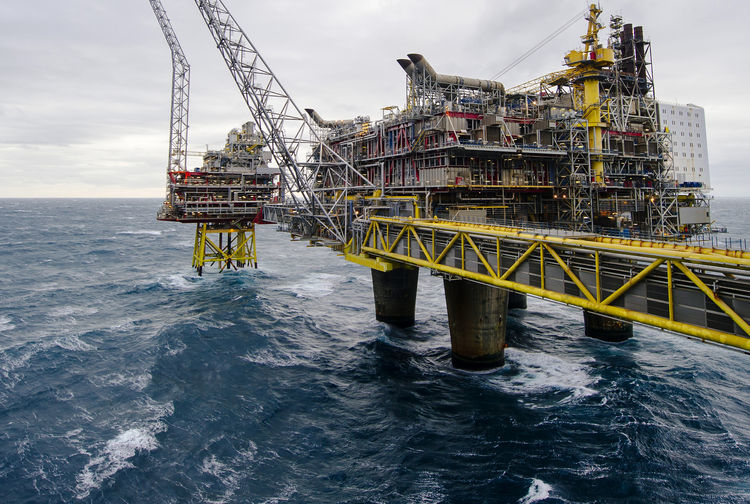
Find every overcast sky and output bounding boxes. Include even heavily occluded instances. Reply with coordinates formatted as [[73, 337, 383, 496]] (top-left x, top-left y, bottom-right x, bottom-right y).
[[1, 0, 748, 197]]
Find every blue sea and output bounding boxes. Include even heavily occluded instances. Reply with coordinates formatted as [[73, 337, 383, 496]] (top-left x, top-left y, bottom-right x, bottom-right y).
[[1, 198, 749, 503]]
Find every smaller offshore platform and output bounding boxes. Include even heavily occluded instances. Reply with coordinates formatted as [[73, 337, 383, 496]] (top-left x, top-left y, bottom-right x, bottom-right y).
[[157, 122, 279, 274], [149, 0, 278, 275]]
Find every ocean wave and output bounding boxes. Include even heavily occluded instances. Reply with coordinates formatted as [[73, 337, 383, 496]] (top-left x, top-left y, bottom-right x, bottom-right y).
[[198, 440, 256, 503], [0, 315, 15, 332], [91, 371, 152, 392], [49, 305, 99, 318], [519, 478, 553, 503], [240, 348, 313, 368], [74, 399, 174, 499], [53, 334, 97, 352], [487, 348, 597, 403], [75, 428, 159, 498], [116, 230, 163, 236], [157, 273, 201, 291], [281, 272, 343, 298]]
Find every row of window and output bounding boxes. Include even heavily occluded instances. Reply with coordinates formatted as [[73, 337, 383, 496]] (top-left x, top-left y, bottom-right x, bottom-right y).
[[674, 166, 705, 173], [669, 120, 701, 127], [662, 108, 702, 119]]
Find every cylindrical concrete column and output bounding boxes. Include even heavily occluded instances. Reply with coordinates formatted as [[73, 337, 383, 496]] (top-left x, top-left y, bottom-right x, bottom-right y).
[[371, 266, 419, 327], [508, 290, 527, 310], [583, 310, 633, 342], [444, 279, 509, 370]]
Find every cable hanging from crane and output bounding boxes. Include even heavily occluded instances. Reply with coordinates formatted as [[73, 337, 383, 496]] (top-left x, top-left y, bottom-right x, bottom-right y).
[[489, 8, 587, 81]]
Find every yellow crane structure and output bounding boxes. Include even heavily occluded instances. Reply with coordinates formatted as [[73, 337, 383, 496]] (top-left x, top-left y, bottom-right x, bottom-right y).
[[563, 3, 615, 185]]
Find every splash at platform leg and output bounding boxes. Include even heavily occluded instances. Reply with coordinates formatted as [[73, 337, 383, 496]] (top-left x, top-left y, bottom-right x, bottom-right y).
[[508, 291, 527, 310], [583, 310, 633, 342], [444, 279, 509, 370], [371, 266, 419, 328]]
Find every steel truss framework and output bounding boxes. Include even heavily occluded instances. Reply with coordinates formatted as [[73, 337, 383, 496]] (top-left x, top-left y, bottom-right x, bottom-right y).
[[149, 0, 190, 196], [553, 119, 593, 230], [193, 223, 257, 275], [194, 0, 375, 243], [349, 217, 750, 352], [602, 19, 679, 237]]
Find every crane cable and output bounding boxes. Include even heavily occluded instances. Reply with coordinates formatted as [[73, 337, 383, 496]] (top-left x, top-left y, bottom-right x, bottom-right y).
[[489, 8, 587, 81]]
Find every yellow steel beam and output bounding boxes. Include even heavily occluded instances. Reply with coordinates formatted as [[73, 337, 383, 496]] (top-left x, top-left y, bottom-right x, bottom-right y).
[[409, 226, 433, 262], [499, 242, 540, 281], [434, 232, 461, 266], [370, 217, 750, 268], [541, 243, 595, 302], [672, 260, 750, 337], [600, 258, 665, 306], [465, 234, 498, 279], [345, 253, 395, 272], [361, 244, 750, 352]]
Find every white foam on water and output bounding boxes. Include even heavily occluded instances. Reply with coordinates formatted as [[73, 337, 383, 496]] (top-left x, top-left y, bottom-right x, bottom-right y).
[[282, 272, 342, 298], [0, 315, 15, 332], [0, 344, 40, 387], [165, 339, 187, 356], [93, 371, 152, 392], [75, 428, 158, 498], [74, 400, 174, 499], [240, 349, 310, 368], [116, 230, 163, 236], [159, 274, 199, 291], [49, 306, 99, 318], [488, 348, 597, 402], [53, 334, 96, 352], [519, 478, 553, 504], [198, 441, 256, 504]]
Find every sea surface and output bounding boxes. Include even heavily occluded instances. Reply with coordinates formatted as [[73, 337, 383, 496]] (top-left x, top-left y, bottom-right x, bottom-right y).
[[1, 198, 749, 503]]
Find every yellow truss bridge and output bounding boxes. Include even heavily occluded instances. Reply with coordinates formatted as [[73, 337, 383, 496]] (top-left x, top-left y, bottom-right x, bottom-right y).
[[347, 216, 750, 353]]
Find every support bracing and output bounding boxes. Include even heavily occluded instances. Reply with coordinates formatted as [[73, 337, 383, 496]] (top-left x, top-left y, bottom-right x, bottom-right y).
[[192, 223, 258, 276]]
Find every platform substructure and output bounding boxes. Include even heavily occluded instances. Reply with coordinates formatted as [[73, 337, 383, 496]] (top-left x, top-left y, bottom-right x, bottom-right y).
[[583, 311, 633, 342], [444, 279, 509, 370], [192, 222, 257, 276], [508, 291, 527, 310], [371, 265, 419, 327]]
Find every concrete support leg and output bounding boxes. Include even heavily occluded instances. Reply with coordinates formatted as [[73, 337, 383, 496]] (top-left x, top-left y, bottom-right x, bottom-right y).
[[444, 279, 509, 370], [583, 310, 633, 342], [508, 291, 527, 310], [371, 266, 419, 328]]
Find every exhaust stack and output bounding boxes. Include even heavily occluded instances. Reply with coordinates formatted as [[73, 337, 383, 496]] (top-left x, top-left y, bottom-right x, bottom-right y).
[[305, 108, 354, 129], [402, 53, 505, 94]]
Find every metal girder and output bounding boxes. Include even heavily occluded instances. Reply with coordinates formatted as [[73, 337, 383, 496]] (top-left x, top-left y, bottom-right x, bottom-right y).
[[348, 217, 750, 352], [193, 0, 375, 243], [149, 0, 190, 180]]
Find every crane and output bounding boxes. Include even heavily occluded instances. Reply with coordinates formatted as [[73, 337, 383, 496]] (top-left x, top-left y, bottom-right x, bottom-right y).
[[149, 0, 190, 185], [193, 0, 375, 244]]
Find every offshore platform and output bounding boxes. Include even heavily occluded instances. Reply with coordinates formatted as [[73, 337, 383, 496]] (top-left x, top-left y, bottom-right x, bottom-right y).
[[150, 1, 750, 369]]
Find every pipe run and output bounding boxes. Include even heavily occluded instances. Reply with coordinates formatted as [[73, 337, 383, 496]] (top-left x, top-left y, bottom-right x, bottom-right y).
[[398, 53, 505, 95], [305, 108, 354, 129]]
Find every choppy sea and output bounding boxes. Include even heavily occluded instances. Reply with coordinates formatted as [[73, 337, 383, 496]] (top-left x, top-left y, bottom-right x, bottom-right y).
[[0, 198, 749, 503]]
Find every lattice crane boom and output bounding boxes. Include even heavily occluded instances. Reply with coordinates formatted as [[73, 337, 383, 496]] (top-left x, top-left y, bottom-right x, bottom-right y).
[[149, 0, 190, 179], [194, 0, 375, 243]]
